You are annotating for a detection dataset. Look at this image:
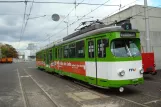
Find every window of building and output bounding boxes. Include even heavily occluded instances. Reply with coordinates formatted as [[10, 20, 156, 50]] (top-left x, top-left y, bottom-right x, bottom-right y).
[[76, 40, 85, 58], [88, 40, 95, 58]]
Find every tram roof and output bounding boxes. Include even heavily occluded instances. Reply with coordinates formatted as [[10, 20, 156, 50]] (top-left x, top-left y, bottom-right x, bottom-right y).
[[37, 26, 139, 52], [55, 26, 138, 46]]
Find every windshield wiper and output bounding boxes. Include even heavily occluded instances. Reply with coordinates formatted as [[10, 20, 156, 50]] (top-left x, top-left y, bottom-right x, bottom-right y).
[[125, 44, 133, 57]]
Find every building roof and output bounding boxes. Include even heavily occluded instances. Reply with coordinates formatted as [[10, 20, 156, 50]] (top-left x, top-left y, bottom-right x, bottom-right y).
[[102, 4, 161, 21]]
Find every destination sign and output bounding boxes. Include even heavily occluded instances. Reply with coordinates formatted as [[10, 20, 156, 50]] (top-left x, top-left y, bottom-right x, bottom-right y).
[[120, 32, 136, 37]]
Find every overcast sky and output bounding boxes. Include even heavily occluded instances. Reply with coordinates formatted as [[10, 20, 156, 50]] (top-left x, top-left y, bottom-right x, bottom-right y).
[[0, 0, 160, 52]]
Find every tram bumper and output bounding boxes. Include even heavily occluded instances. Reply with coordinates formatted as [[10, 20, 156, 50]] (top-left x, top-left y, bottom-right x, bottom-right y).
[[107, 78, 144, 88]]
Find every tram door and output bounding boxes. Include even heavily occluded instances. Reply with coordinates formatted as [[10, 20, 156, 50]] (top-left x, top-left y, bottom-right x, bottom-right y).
[[49, 49, 52, 67], [46, 49, 50, 67], [87, 36, 108, 85], [43, 52, 46, 67], [87, 39, 97, 85]]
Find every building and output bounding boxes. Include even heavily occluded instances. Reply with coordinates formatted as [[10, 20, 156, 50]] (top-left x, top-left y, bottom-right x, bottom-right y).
[[27, 43, 36, 61], [18, 51, 25, 61], [102, 5, 161, 69]]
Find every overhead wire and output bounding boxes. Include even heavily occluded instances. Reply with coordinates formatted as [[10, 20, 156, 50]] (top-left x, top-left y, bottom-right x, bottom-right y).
[[37, 0, 86, 44], [40, 0, 161, 47], [0, 0, 119, 48], [104, 3, 161, 25], [132, 5, 161, 17], [0, 1, 24, 3], [106, 0, 139, 18], [101, 0, 139, 24], [41, 0, 138, 45], [17, 0, 27, 48], [0, 0, 119, 6], [18, 0, 35, 48], [12, 0, 161, 49], [72, 0, 111, 22], [33, 1, 119, 6], [42, 0, 112, 43]]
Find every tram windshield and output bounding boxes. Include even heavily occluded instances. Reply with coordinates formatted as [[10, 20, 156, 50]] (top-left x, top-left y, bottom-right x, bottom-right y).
[[111, 39, 141, 57]]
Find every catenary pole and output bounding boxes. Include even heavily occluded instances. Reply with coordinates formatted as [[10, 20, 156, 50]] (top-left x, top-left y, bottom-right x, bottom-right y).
[[144, 0, 151, 52]]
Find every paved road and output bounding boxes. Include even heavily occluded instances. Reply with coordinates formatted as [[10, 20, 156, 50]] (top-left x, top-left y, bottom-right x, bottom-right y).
[[0, 62, 161, 107]]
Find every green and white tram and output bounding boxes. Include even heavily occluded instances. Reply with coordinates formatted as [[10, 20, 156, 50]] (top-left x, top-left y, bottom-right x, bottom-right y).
[[36, 21, 144, 92]]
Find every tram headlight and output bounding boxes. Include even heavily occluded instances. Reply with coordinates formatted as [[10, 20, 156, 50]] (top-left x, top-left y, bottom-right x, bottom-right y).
[[119, 70, 125, 76], [140, 68, 144, 74]]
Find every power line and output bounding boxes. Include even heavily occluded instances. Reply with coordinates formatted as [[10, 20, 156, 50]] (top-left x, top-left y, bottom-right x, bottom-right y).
[[0, 0, 138, 17], [33, 1, 119, 6], [137, 14, 161, 19], [18, 0, 35, 48], [0, 0, 119, 6], [132, 5, 161, 17], [39, 0, 86, 43], [17, 0, 27, 48], [0, 13, 26, 15], [106, 4, 161, 24], [41, 0, 141, 46], [0, 1, 24, 3], [42, 0, 112, 43], [101, 0, 139, 25], [41, 0, 161, 47], [105, 0, 139, 18]]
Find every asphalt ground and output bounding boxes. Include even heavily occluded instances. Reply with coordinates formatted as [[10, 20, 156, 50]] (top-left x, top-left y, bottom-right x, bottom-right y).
[[0, 62, 161, 107]]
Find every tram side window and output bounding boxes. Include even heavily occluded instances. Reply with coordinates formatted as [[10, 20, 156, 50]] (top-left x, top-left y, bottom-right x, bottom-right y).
[[41, 54, 42, 59], [58, 48, 60, 58], [39, 54, 41, 60], [88, 41, 94, 58], [44, 54, 46, 61], [76, 41, 85, 58], [58, 48, 62, 58], [64, 45, 69, 58], [69, 43, 76, 58], [97, 39, 107, 58], [49, 50, 52, 61], [36, 53, 38, 59], [55, 48, 57, 59], [61, 48, 63, 58]]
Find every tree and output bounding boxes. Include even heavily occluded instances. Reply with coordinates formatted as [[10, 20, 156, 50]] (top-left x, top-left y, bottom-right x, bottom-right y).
[[0, 44, 18, 58]]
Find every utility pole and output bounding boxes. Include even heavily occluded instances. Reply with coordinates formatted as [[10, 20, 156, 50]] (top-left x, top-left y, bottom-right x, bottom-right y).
[[144, 0, 151, 52]]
